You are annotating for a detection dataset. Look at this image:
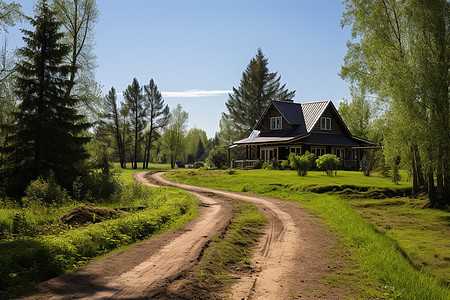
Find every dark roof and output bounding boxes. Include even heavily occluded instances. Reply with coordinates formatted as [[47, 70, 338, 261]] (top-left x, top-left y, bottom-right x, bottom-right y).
[[299, 132, 361, 146], [272, 101, 304, 125], [235, 100, 375, 146]]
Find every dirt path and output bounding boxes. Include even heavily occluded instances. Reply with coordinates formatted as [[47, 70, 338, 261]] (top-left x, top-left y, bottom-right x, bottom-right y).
[[150, 172, 354, 299], [20, 171, 353, 300]]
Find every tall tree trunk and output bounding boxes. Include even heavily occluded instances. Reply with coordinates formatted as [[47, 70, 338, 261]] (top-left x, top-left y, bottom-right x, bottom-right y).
[[426, 163, 436, 207]]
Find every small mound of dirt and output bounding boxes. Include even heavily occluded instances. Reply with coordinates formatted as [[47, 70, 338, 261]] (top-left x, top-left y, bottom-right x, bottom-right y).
[[59, 206, 127, 226]]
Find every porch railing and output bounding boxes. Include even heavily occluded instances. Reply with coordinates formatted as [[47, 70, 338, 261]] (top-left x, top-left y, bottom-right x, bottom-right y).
[[231, 160, 259, 169]]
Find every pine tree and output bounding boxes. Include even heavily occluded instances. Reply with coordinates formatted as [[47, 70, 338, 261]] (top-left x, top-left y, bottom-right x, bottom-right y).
[[142, 78, 169, 169], [1, 0, 89, 197], [124, 78, 144, 169], [102, 87, 125, 168], [225, 48, 295, 137]]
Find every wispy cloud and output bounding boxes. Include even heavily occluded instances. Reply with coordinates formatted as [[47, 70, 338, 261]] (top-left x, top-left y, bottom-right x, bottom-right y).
[[161, 89, 231, 98]]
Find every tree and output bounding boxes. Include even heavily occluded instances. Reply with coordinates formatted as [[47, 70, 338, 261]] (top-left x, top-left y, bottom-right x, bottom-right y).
[[0, 1, 23, 32], [162, 104, 188, 169], [224, 48, 295, 138], [142, 78, 169, 169], [51, 0, 101, 117], [338, 86, 373, 139], [124, 78, 144, 169], [1, 1, 89, 197], [206, 146, 228, 169], [101, 87, 125, 168], [340, 0, 449, 207], [185, 128, 208, 163]]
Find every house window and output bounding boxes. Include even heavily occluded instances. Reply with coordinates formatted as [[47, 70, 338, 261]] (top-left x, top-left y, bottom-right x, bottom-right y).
[[320, 117, 331, 130], [290, 147, 302, 155], [270, 116, 282, 130], [334, 148, 345, 160], [311, 147, 326, 158]]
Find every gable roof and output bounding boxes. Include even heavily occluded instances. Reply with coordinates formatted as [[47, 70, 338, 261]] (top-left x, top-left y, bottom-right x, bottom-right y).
[[299, 100, 330, 132], [235, 99, 375, 146]]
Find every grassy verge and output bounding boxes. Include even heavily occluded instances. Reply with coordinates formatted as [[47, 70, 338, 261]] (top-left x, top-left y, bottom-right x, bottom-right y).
[[0, 183, 197, 299], [165, 169, 450, 299], [114, 163, 171, 185], [194, 202, 267, 297]]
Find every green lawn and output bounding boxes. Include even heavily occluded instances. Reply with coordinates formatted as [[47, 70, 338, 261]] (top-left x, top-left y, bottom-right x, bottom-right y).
[[165, 169, 449, 300], [166, 169, 411, 191]]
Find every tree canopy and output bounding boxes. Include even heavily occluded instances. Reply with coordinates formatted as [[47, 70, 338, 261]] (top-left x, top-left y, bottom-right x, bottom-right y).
[[340, 0, 449, 207], [224, 48, 295, 138], [1, 1, 89, 196]]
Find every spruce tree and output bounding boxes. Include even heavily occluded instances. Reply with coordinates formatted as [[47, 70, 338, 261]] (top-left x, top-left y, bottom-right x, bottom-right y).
[[225, 48, 295, 137], [1, 0, 89, 197]]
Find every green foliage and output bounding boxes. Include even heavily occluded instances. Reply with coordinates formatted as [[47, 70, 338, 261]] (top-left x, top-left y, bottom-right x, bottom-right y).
[[162, 104, 189, 169], [280, 160, 290, 170], [252, 160, 263, 169], [316, 154, 339, 176], [341, 0, 449, 206], [289, 151, 314, 176], [224, 48, 295, 138], [262, 161, 274, 170], [24, 172, 71, 206], [1, 1, 90, 197], [194, 161, 204, 169], [392, 156, 401, 185], [206, 146, 228, 169], [142, 78, 170, 169], [124, 78, 145, 169], [0, 185, 197, 299]]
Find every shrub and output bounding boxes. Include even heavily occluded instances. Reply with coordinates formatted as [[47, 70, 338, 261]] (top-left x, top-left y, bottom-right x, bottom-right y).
[[280, 160, 290, 170], [253, 160, 263, 169], [262, 161, 274, 170], [289, 152, 313, 176], [316, 154, 340, 176], [24, 172, 71, 206], [207, 147, 228, 169], [194, 161, 204, 169]]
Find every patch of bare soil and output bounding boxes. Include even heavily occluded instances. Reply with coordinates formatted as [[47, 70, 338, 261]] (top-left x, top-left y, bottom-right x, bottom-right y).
[[59, 205, 127, 226]]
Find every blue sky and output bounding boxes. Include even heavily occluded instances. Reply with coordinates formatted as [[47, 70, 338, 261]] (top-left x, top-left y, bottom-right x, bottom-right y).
[[6, 0, 353, 138]]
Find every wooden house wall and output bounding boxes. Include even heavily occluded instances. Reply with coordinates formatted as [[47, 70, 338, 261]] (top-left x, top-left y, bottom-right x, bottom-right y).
[[256, 105, 295, 132], [310, 107, 344, 134]]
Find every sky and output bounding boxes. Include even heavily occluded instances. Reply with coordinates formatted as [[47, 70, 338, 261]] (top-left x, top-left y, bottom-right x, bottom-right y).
[[5, 0, 354, 138]]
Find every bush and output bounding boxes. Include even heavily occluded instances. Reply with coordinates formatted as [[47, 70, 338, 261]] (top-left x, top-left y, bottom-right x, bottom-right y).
[[24, 172, 71, 206], [316, 154, 340, 176], [280, 160, 291, 170], [194, 161, 204, 169], [262, 161, 274, 170], [289, 152, 314, 176], [207, 147, 228, 169], [253, 160, 263, 169]]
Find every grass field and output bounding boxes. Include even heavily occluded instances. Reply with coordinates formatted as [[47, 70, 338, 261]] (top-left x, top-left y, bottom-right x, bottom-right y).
[[166, 169, 450, 299]]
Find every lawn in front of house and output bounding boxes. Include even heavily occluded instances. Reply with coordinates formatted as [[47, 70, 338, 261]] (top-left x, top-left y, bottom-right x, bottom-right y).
[[165, 169, 449, 299]]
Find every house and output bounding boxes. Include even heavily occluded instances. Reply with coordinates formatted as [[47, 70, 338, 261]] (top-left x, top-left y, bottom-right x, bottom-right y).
[[231, 100, 377, 169]]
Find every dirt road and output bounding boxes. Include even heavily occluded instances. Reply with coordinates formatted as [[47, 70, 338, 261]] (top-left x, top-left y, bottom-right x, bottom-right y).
[[20, 171, 353, 299]]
